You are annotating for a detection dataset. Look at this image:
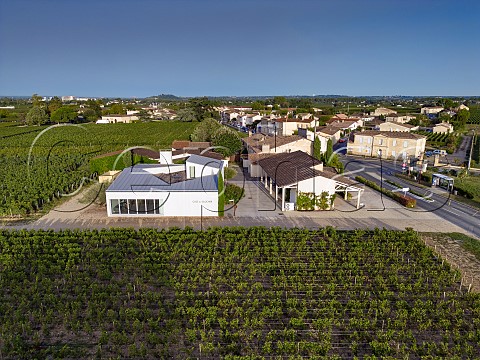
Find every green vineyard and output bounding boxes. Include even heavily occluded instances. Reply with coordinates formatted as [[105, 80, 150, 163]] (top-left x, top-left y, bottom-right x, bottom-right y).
[[467, 107, 480, 124], [415, 131, 449, 144], [0, 122, 197, 216], [1, 227, 479, 358]]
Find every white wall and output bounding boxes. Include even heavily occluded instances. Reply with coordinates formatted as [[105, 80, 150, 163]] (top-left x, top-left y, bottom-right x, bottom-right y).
[[298, 176, 336, 196], [106, 190, 218, 217], [185, 159, 223, 179]]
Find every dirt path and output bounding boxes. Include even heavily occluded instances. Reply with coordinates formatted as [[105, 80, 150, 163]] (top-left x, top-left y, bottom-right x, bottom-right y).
[[422, 233, 480, 293]]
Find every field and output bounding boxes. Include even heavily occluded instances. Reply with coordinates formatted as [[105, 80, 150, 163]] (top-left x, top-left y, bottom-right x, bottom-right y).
[[1, 228, 479, 359], [415, 131, 449, 147], [0, 122, 197, 216], [467, 105, 480, 125]]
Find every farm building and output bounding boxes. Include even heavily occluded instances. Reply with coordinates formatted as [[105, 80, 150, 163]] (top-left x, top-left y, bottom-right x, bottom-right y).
[[106, 154, 225, 217]]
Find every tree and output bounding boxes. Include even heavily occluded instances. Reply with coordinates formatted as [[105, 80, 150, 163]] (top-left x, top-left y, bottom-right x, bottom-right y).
[[137, 109, 151, 122], [47, 96, 63, 114], [188, 97, 219, 121], [86, 99, 102, 118], [274, 96, 288, 108], [175, 108, 197, 122], [251, 101, 264, 111], [51, 106, 77, 124], [452, 109, 470, 130], [211, 127, 242, 157], [105, 103, 126, 115], [190, 118, 218, 142], [323, 139, 333, 164], [438, 111, 451, 123], [31, 93, 43, 107], [82, 108, 99, 122], [26, 106, 48, 126], [313, 136, 322, 161]]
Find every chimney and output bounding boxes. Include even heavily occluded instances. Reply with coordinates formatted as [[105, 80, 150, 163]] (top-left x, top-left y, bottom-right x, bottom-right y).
[[262, 144, 270, 153], [313, 163, 324, 172]]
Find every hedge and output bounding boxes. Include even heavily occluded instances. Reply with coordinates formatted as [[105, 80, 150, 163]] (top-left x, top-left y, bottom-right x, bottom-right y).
[[355, 176, 416, 208]]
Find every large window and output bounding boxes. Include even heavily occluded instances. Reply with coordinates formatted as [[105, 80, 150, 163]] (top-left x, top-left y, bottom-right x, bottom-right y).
[[128, 199, 137, 214], [111, 199, 164, 215], [111, 199, 120, 214]]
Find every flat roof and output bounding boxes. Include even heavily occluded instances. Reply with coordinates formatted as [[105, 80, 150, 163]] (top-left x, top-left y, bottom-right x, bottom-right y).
[[106, 164, 218, 192], [432, 173, 454, 181]]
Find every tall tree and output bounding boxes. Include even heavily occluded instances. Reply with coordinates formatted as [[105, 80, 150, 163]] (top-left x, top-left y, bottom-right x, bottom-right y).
[[47, 96, 63, 114], [188, 97, 219, 121], [190, 118, 218, 142], [175, 108, 196, 122], [50, 106, 77, 124], [31, 93, 43, 107], [452, 109, 470, 130], [313, 136, 322, 161], [26, 106, 48, 126], [211, 127, 242, 157], [324, 139, 333, 164]]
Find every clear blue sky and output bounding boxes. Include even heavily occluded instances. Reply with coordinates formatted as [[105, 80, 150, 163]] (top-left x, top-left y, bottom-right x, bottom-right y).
[[0, 0, 479, 97]]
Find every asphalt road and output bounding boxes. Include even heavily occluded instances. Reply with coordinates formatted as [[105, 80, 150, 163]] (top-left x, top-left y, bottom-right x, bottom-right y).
[[342, 155, 480, 238]]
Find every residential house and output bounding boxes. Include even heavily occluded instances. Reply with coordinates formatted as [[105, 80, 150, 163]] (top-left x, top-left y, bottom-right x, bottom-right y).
[[421, 106, 444, 115], [327, 118, 363, 132], [371, 107, 397, 117], [378, 122, 418, 132], [455, 104, 469, 112], [316, 126, 343, 144], [433, 122, 454, 134], [364, 118, 385, 130], [101, 114, 139, 123], [242, 134, 312, 177], [296, 113, 313, 120], [347, 131, 426, 159], [385, 114, 416, 124]]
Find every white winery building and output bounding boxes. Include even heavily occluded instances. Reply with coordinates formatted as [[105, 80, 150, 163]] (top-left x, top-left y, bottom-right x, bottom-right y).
[[106, 155, 225, 217]]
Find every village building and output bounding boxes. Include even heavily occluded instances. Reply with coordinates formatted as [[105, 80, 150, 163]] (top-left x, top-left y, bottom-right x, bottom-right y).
[[347, 130, 426, 159]]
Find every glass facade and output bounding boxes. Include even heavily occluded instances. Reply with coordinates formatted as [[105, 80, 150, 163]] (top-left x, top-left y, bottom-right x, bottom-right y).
[[111, 199, 163, 215]]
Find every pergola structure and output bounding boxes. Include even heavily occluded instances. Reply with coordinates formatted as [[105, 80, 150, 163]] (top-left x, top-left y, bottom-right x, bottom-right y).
[[334, 182, 364, 209]]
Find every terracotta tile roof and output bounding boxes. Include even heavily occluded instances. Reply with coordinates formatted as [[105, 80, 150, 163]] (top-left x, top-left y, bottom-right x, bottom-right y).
[[172, 149, 224, 160], [316, 126, 342, 136], [243, 134, 306, 153], [257, 151, 353, 187], [171, 140, 211, 150], [355, 130, 426, 139], [257, 151, 323, 187]]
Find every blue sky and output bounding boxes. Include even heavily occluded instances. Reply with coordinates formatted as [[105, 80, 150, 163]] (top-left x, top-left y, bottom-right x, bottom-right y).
[[0, 0, 479, 97]]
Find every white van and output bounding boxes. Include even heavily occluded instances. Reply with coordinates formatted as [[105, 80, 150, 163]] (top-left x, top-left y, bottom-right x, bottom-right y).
[[433, 149, 447, 156]]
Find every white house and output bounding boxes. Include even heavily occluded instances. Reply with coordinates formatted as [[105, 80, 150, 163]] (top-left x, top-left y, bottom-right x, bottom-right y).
[[371, 107, 397, 116], [257, 151, 363, 211], [421, 106, 444, 115], [106, 154, 225, 217], [385, 114, 416, 124], [101, 114, 139, 123], [433, 122, 454, 134], [378, 121, 418, 132]]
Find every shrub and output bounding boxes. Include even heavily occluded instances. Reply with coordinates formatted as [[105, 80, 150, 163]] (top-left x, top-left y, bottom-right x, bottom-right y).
[[355, 176, 416, 208]]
